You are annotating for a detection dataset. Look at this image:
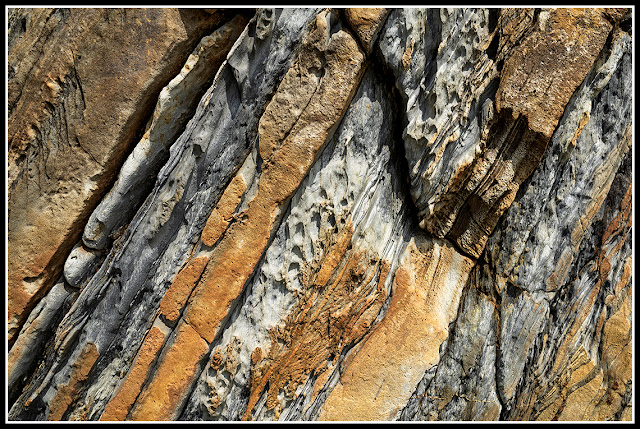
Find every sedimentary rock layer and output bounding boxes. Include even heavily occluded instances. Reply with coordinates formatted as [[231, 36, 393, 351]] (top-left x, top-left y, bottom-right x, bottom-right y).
[[377, 8, 627, 259], [7, 7, 233, 345], [6, 7, 632, 422]]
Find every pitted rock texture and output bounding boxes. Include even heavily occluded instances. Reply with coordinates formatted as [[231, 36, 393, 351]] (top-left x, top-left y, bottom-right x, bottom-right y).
[[6, 7, 633, 422]]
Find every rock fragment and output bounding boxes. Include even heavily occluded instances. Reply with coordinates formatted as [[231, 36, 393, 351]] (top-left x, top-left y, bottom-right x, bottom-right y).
[[344, 8, 390, 53]]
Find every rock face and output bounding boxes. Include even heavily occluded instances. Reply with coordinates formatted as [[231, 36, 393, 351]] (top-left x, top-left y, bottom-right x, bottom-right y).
[[7, 7, 237, 345], [6, 7, 632, 422]]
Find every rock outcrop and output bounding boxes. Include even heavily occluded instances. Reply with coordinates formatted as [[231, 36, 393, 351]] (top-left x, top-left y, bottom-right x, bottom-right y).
[[6, 7, 633, 422]]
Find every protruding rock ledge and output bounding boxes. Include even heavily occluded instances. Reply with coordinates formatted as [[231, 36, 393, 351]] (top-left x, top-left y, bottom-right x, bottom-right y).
[[378, 7, 627, 259], [344, 8, 390, 54]]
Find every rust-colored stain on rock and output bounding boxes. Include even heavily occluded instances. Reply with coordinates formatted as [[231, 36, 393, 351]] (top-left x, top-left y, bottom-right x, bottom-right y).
[[47, 342, 100, 421], [100, 326, 167, 421], [159, 256, 210, 325], [318, 234, 473, 421], [496, 8, 614, 138], [242, 222, 392, 420], [128, 321, 209, 421], [182, 10, 366, 344], [6, 6, 632, 423], [125, 10, 366, 421], [7, 7, 228, 344], [201, 174, 247, 247]]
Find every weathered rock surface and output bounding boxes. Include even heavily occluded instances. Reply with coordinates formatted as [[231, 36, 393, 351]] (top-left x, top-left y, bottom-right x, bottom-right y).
[[6, 7, 235, 345], [377, 8, 626, 259], [6, 7, 632, 422], [82, 13, 250, 251], [399, 23, 633, 422]]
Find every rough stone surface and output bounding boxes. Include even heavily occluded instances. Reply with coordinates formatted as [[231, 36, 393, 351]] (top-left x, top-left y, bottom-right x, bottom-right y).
[[377, 8, 622, 259], [344, 8, 390, 53], [6, 7, 633, 422], [398, 24, 633, 422], [81, 13, 249, 251], [319, 233, 473, 421], [7, 7, 232, 345]]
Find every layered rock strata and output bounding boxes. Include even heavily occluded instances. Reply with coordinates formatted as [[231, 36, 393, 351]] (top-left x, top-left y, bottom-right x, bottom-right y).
[[7, 7, 235, 345], [6, 7, 633, 422], [399, 24, 633, 421]]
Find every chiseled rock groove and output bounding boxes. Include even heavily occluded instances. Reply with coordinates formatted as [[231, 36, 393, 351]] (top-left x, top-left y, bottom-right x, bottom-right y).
[[6, 7, 633, 422]]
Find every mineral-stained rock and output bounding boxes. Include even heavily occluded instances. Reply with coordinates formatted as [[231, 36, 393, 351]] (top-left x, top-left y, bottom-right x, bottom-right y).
[[102, 10, 367, 421], [377, 7, 625, 258], [6, 7, 233, 345], [81, 13, 250, 251], [99, 324, 168, 421], [7, 280, 77, 404], [318, 233, 474, 421], [180, 64, 409, 421], [398, 24, 633, 422], [344, 8, 390, 53], [6, 7, 633, 422]]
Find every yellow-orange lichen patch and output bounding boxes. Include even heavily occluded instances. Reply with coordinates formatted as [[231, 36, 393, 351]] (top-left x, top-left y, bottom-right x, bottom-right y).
[[100, 326, 167, 421], [318, 234, 473, 421], [159, 256, 209, 325], [201, 174, 247, 247], [47, 342, 100, 421], [128, 321, 209, 421]]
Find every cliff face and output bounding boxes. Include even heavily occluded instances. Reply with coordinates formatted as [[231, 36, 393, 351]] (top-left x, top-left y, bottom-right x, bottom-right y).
[[6, 7, 633, 421]]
